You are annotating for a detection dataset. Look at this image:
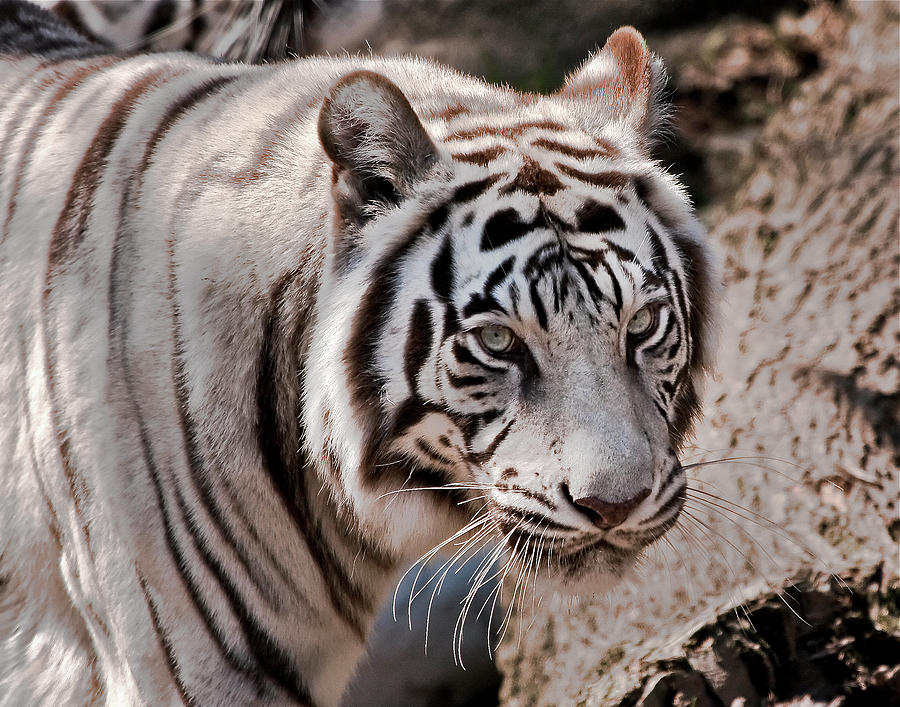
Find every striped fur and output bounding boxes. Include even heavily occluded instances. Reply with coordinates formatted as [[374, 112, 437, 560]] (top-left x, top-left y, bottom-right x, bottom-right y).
[[0, 3, 718, 705]]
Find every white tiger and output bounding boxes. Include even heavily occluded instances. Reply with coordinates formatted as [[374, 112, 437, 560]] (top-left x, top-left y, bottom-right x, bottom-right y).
[[0, 1, 718, 704]]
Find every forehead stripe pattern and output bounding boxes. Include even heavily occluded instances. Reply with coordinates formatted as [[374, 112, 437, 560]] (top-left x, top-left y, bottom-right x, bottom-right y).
[[445, 120, 566, 141], [450, 146, 507, 165], [556, 163, 632, 190], [499, 156, 564, 196], [531, 137, 616, 160]]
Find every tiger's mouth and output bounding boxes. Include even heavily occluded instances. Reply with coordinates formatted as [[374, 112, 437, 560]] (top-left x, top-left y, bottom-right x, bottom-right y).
[[482, 468, 686, 585]]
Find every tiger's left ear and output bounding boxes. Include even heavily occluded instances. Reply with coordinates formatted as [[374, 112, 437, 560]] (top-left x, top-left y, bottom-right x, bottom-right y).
[[558, 27, 668, 148], [319, 70, 438, 227]]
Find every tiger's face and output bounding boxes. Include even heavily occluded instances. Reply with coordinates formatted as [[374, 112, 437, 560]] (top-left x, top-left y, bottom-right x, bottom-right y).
[[309, 29, 716, 590]]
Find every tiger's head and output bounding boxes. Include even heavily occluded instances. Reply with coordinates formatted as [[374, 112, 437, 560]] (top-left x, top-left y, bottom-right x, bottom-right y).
[[306, 28, 718, 591]]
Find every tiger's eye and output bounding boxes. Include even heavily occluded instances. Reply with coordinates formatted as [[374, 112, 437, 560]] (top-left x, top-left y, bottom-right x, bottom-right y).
[[626, 306, 655, 337], [478, 325, 515, 354]]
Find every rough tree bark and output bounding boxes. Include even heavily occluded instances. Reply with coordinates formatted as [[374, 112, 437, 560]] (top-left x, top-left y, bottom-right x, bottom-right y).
[[496, 3, 899, 705]]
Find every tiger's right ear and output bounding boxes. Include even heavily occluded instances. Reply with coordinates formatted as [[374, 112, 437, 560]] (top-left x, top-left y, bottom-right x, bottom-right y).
[[319, 71, 437, 227]]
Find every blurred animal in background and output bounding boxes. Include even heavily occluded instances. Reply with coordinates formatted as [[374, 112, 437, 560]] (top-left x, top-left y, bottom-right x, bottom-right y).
[[31, 0, 363, 61]]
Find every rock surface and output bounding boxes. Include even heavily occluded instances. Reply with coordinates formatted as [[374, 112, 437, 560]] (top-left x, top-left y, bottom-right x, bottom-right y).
[[496, 3, 899, 705]]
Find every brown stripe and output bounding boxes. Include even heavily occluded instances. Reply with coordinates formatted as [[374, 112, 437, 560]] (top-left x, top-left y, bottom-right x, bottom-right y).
[[36, 68, 168, 631], [424, 103, 470, 120], [499, 156, 564, 196], [450, 146, 507, 166], [49, 69, 168, 266], [555, 162, 631, 190], [532, 137, 617, 159], [446, 120, 566, 141], [2, 59, 117, 246]]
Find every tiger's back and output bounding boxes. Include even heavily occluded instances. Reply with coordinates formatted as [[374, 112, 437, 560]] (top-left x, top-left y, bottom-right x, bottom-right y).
[[0, 2, 717, 705]]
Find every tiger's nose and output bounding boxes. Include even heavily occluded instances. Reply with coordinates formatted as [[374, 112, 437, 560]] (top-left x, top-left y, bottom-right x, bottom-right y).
[[572, 488, 651, 530]]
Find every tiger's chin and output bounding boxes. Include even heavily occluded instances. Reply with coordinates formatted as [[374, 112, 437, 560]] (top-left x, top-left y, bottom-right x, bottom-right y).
[[504, 536, 643, 599]]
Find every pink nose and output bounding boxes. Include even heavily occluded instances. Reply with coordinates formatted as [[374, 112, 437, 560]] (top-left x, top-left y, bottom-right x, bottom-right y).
[[573, 488, 651, 530]]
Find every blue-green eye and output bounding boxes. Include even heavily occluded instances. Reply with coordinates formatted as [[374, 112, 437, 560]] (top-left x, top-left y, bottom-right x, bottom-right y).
[[626, 306, 656, 337], [478, 325, 515, 354]]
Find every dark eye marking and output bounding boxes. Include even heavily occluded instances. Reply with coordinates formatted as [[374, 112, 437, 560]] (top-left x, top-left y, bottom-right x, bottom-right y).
[[480, 208, 533, 251], [575, 199, 626, 233]]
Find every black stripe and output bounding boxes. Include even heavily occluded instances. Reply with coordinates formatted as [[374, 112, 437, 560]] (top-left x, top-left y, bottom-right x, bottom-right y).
[[644, 222, 669, 269], [114, 336, 268, 693], [257, 276, 373, 639], [597, 251, 623, 316], [450, 174, 501, 204], [415, 438, 454, 467], [529, 280, 548, 330], [138, 574, 194, 705], [130, 70, 299, 609], [462, 292, 504, 319], [603, 240, 636, 263], [446, 371, 487, 388], [452, 340, 506, 373], [169, 269, 285, 608], [565, 254, 608, 317], [643, 312, 677, 358], [481, 207, 532, 251], [404, 299, 433, 394], [480, 409, 502, 426], [496, 484, 558, 512], [575, 199, 626, 234], [467, 419, 514, 464], [653, 399, 669, 420], [430, 237, 453, 302], [484, 256, 515, 295], [650, 485, 686, 524], [346, 221, 428, 464], [110, 73, 317, 700], [145, 73, 300, 611], [427, 203, 450, 234], [166, 462, 315, 700]]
